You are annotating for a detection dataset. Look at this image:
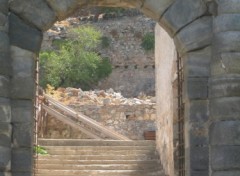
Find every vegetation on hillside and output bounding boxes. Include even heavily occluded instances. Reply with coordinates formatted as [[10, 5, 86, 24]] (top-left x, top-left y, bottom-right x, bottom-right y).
[[40, 25, 112, 90], [141, 32, 155, 51]]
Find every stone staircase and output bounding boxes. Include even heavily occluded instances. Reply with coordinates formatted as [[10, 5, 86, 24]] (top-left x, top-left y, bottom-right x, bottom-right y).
[[36, 139, 164, 176]]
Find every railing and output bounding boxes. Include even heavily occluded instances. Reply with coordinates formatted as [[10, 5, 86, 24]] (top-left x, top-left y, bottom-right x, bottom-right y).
[[40, 94, 131, 141]]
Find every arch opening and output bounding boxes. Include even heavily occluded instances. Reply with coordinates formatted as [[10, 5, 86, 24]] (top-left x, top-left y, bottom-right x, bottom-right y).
[[3, 1, 214, 176]]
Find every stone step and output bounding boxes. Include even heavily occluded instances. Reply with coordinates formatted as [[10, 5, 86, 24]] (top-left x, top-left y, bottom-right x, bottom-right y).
[[42, 145, 156, 151], [44, 149, 156, 155], [37, 159, 159, 165], [38, 154, 157, 160], [36, 169, 163, 176], [37, 163, 159, 170], [38, 139, 155, 146]]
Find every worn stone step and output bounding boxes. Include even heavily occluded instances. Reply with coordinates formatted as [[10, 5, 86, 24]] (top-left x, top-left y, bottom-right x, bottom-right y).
[[37, 159, 159, 165], [38, 139, 155, 146], [37, 163, 159, 170], [36, 169, 162, 176], [42, 145, 156, 151], [44, 149, 156, 155], [38, 154, 157, 160]]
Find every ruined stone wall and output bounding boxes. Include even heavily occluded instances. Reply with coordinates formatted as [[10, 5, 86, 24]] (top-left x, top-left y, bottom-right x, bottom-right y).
[[44, 103, 156, 140], [41, 88, 156, 140], [41, 15, 155, 97]]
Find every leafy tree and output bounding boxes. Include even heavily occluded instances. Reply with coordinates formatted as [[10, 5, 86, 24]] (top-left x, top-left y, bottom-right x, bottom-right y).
[[40, 26, 112, 90]]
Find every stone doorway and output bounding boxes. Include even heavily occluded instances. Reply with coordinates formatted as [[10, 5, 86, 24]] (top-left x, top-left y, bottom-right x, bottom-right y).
[[2, 1, 238, 176]]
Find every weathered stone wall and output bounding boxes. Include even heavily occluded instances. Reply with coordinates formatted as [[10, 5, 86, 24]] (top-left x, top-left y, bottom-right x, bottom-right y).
[[44, 103, 156, 140], [210, 1, 240, 175], [155, 24, 177, 176], [0, 1, 11, 176], [41, 15, 155, 97]]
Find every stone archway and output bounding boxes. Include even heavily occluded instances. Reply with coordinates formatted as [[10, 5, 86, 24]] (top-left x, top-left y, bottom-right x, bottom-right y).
[[0, 0, 239, 176]]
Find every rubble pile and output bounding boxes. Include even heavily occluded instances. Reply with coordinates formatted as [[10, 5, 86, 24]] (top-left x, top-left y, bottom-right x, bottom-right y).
[[45, 86, 156, 140], [48, 87, 156, 106]]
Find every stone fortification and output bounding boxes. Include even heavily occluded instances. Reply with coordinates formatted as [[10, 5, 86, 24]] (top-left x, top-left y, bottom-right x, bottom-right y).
[[43, 87, 156, 140], [41, 13, 155, 97]]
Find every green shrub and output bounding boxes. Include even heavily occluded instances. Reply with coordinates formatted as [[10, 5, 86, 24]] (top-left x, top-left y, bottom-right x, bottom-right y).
[[101, 36, 111, 48], [40, 25, 112, 90], [141, 32, 155, 51], [34, 146, 48, 155]]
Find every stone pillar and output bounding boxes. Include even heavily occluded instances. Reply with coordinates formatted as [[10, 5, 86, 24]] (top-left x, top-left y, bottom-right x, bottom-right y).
[[9, 13, 43, 176], [210, 0, 240, 176], [0, 1, 12, 176]]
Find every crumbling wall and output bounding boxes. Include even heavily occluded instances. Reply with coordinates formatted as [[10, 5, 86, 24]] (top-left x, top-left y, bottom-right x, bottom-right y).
[[43, 88, 156, 140]]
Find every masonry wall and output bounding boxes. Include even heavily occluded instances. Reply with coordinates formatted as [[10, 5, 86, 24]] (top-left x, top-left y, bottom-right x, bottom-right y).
[[41, 15, 155, 97], [43, 104, 156, 140], [155, 24, 177, 176]]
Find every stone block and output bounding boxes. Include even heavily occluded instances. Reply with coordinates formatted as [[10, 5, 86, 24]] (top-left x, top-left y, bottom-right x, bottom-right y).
[[12, 172, 31, 176], [11, 100, 33, 123], [0, 76, 9, 98], [210, 121, 240, 145], [0, 123, 11, 148], [45, 0, 79, 21], [0, 147, 11, 172], [9, 0, 56, 31], [0, 32, 9, 52], [217, 0, 240, 14], [12, 148, 32, 172], [190, 147, 209, 171], [214, 31, 240, 53], [186, 100, 209, 123], [214, 14, 240, 33], [183, 47, 211, 77], [211, 53, 240, 76], [0, 172, 11, 176], [12, 123, 33, 148], [212, 171, 240, 176], [0, 53, 11, 76], [0, 13, 8, 33], [160, 0, 207, 36], [188, 123, 208, 146], [9, 14, 43, 53], [0, 0, 8, 15], [174, 17, 212, 55], [184, 78, 208, 100], [11, 76, 35, 100], [211, 146, 240, 171], [210, 75, 240, 98], [0, 98, 11, 123], [141, 0, 174, 20], [190, 171, 209, 176], [210, 97, 240, 120], [11, 46, 35, 76]]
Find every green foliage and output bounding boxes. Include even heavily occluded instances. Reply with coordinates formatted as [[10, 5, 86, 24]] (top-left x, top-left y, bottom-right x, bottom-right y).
[[141, 32, 155, 51], [101, 7, 126, 14], [40, 25, 112, 89], [101, 36, 111, 48], [34, 146, 48, 155]]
